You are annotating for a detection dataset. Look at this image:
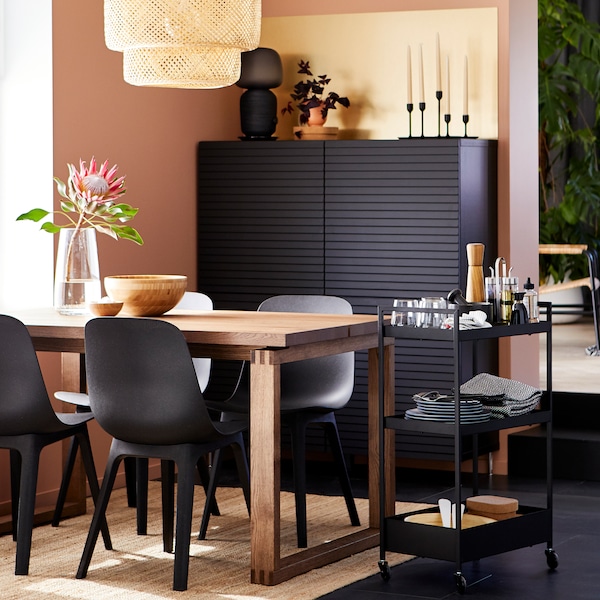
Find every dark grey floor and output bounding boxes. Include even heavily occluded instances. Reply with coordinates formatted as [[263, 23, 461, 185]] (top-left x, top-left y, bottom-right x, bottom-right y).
[[307, 465, 600, 600]]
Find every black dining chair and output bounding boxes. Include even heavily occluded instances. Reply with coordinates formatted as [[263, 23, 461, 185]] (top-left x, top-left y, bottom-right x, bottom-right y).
[[0, 314, 110, 575], [205, 294, 360, 548], [76, 316, 250, 592], [53, 291, 219, 532]]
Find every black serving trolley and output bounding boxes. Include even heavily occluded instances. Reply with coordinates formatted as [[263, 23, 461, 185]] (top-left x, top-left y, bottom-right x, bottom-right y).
[[377, 302, 557, 594]]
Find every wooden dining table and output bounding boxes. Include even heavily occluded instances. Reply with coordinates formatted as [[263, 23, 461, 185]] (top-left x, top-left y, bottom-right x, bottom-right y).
[[8, 306, 396, 585]]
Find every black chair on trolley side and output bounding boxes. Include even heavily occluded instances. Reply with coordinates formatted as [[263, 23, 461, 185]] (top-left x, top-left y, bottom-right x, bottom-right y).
[[205, 294, 360, 548]]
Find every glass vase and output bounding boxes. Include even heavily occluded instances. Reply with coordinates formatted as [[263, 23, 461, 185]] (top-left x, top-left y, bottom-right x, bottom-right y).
[[54, 228, 101, 315]]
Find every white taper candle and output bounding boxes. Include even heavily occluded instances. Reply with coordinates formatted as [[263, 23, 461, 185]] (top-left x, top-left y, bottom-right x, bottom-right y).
[[463, 55, 469, 115], [419, 44, 425, 103], [446, 55, 450, 114], [436, 33, 441, 91], [407, 45, 413, 104]]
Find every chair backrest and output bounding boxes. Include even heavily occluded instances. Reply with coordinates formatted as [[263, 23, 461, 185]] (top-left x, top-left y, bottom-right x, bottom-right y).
[[0, 315, 66, 435], [257, 295, 355, 411], [84, 317, 219, 445], [175, 291, 213, 392]]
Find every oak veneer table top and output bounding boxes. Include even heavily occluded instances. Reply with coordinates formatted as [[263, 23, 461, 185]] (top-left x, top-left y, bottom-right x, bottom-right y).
[[9, 307, 379, 355]]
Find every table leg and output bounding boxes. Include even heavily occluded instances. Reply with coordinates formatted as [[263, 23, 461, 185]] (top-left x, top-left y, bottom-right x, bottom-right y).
[[248, 336, 383, 585], [368, 343, 395, 527], [249, 355, 281, 585]]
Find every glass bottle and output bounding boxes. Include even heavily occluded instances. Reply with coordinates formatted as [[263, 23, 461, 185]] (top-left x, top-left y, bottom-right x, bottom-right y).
[[523, 277, 539, 323], [500, 276, 519, 324], [510, 291, 528, 324]]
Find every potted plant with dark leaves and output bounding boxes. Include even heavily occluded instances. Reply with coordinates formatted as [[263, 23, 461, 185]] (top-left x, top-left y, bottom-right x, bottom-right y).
[[282, 60, 350, 129]]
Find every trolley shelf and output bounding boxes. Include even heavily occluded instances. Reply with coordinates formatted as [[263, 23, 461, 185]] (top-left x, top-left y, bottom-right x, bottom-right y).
[[385, 408, 551, 435], [384, 506, 552, 563]]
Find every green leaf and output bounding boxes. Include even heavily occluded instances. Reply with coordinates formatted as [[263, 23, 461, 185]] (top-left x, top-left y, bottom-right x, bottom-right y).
[[16, 208, 49, 222], [94, 224, 118, 241], [40, 222, 62, 234], [53, 177, 69, 200], [60, 199, 77, 213], [110, 224, 144, 245]]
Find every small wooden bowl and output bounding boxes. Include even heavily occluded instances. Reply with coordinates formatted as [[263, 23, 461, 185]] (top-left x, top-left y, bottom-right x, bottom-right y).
[[88, 300, 124, 317], [104, 275, 187, 317], [405, 512, 496, 529]]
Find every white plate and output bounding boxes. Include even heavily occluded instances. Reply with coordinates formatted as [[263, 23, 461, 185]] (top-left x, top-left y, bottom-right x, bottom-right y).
[[405, 408, 491, 423]]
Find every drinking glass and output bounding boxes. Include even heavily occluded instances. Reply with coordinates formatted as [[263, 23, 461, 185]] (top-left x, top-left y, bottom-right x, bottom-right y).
[[418, 297, 447, 328], [392, 299, 418, 326]]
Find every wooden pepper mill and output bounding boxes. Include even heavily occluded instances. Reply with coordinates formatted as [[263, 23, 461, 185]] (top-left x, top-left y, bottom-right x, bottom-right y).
[[466, 243, 485, 302]]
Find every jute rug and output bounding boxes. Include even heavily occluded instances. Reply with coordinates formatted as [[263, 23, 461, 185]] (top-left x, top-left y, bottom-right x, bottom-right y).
[[0, 482, 422, 599]]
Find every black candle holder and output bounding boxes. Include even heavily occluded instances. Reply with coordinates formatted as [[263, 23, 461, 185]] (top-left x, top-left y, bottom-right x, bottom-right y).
[[436, 91, 442, 137], [407, 103, 414, 138], [463, 114, 470, 138], [444, 113, 451, 137], [419, 102, 426, 138]]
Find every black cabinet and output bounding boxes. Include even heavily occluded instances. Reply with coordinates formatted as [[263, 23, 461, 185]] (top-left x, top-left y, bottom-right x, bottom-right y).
[[197, 139, 498, 460]]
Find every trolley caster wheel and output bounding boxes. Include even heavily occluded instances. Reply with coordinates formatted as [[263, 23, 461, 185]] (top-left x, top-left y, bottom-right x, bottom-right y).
[[454, 572, 467, 594], [378, 560, 391, 581], [545, 548, 559, 570]]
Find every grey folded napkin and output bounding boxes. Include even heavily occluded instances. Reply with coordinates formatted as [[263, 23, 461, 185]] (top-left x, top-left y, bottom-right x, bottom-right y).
[[460, 373, 542, 418]]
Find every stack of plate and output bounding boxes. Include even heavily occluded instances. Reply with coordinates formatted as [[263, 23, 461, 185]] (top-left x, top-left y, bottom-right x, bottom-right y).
[[405, 393, 491, 423]]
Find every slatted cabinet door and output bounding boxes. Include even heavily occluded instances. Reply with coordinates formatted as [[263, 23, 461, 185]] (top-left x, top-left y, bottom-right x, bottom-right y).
[[197, 141, 325, 311]]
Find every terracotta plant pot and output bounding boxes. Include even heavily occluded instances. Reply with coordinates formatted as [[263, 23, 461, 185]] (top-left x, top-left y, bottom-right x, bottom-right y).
[[306, 103, 327, 126]]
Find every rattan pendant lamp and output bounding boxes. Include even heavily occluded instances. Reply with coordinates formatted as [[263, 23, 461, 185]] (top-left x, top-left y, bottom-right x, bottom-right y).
[[104, 0, 261, 89]]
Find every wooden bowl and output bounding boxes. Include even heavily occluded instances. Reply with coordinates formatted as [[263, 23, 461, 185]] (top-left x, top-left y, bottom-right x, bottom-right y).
[[88, 299, 124, 317], [104, 275, 187, 317]]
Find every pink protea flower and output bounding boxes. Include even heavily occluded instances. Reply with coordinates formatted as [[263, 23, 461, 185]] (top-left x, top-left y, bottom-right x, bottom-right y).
[[68, 157, 127, 207]]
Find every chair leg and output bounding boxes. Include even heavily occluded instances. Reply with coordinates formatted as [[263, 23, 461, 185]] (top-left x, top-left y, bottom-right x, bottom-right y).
[[198, 449, 223, 540], [52, 435, 80, 527], [196, 455, 220, 516], [289, 416, 309, 548], [14, 446, 41, 575], [76, 429, 113, 550], [173, 458, 196, 592], [124, 457, 137, 507], [136, 458, 149, 535], [77, 448, 121, 580], [161, 460, 175, 553], [584, 249, 600, 353], [323, 419, 360, 527], [231, 435, 251, 514], [9, 449, 21, 542]]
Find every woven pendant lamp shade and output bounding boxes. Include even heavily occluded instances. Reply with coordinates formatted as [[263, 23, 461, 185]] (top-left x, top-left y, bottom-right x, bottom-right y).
[[104, 0, 261, 88]]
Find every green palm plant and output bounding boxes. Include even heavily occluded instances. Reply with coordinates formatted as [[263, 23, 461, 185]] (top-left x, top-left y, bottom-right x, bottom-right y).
[[539, 0, 600, 283]]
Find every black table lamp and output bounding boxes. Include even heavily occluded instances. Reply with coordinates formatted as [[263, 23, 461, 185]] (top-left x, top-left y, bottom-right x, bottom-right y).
[[236, 47, 283, 140]]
